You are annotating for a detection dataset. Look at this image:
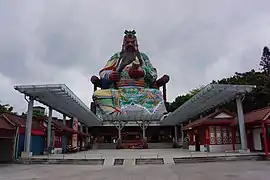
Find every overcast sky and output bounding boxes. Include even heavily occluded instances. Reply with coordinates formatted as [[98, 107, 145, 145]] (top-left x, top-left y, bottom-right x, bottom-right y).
[[0, 0, 270, 116]]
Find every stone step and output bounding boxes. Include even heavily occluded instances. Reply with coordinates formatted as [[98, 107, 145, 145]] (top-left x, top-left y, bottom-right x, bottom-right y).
[[135, 158, 164, 165]]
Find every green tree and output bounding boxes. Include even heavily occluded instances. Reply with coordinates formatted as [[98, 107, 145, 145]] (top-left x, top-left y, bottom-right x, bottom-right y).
[[217, 70, 270, 113], [167, 86, 204, 112], [22, 109, 45, 118], [0, 103, 16, 114], [260, 46, 270, 75], [189, 86, 204, 96], [168, 69, 270, 113]]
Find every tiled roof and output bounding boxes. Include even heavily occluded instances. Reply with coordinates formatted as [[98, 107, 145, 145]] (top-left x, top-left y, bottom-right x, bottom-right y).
[[244, 106, 270, 123], [2, 113, 56, 131], [3, 113, 44, 130], [2, 113, 26, 127], [52, 120, 77, 134], [232, 106, 270, 125], [0, 113, 82, 134], [0, 115, 15, 130], [184, 109, 235, 130]]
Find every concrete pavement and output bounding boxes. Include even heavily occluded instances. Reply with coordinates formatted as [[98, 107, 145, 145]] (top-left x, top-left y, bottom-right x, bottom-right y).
[[1, 161, 270, 180]]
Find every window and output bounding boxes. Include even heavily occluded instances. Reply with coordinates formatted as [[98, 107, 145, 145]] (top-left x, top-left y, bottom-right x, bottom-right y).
[[209, 126, 232, 145]]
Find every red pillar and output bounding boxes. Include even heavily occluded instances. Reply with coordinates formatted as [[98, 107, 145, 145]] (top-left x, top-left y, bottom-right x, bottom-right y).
[[262, 120, 268, 158], [205, 127, 210, 145]]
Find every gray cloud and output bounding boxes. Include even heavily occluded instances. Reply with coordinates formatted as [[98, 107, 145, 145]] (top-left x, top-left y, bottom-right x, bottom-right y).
[[1, 0, 270, 115]]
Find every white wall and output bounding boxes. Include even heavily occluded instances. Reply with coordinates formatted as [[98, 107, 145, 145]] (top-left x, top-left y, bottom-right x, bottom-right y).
[[200, 145, 206, 152], [235, 144, 241, 150], [190, 144, 233, 152], [189, 145, 195, 151], [252, 128, 262, 151], [53, 148, 62, 154]]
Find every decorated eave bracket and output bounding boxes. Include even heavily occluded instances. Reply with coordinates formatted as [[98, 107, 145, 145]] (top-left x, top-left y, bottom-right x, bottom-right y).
[[111, 120, 127, 130], [135, 120, 151, 130]]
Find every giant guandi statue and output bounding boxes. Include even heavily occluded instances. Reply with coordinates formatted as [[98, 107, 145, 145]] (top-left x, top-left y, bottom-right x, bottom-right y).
[[91, 30, 169, 118]]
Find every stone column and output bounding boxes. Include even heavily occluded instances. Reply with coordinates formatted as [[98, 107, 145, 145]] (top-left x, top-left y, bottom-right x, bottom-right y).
[[174, 125, 178, 143], [62, 115, 67, 153], [86, 126, 90, 144], [63, 115, 66, 125], [47, 107, 53, 152], [181, 124, 184, 143], [142, 121, 146, 139], [118, 126, 122, 140], [24, 96, 34, 156], [80, 124, 83, 132], [236, 96, 247, 150], [137, 121, 148, 139]]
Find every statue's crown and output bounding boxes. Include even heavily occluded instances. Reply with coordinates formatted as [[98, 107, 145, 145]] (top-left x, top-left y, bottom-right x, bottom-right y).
[[124, 30, 136, 38]]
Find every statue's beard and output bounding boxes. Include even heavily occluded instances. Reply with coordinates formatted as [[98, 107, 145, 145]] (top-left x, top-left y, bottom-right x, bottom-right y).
[[126, 45, 135, 52], [117, 46, 142, 72]]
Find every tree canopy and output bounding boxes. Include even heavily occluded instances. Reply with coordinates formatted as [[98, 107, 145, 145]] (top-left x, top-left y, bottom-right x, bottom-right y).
[[260, 46, 270, 75], [0, 103, 17, 114], [167, 86, 204, 112], [22, 109, 46, 118]]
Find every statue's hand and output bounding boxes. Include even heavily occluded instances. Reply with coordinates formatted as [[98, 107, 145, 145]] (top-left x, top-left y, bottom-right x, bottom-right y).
[[129, 68, 145, 79], [109, 71, 120, 81]]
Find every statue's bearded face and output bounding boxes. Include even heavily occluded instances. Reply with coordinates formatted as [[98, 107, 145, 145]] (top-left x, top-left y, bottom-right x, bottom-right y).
[[124, 38, 136, 51], [122, 31, 138, 52]]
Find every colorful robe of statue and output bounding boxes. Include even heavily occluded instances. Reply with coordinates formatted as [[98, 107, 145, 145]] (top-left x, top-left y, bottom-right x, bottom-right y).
[[93, 52, 167, 118]]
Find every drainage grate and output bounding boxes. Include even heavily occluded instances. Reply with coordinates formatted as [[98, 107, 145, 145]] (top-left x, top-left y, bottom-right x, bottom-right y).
[[173, 155, 265, 164], [173, 157, 216, 164], [135, 158, 164, 165], [113, 159, 124, 166]]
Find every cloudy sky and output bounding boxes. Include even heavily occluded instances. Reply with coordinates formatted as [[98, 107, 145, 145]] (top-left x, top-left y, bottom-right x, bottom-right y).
[[1, 0, 270, 116]]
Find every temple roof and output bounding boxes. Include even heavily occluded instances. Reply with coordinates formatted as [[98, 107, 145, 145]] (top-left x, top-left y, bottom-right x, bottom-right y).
[[161, 84, 255, 125], [232, 106, 270, 125], [183, 109, 235, 130], [0, 115, 15, 130], [2, 113, 26, 127], [52, 120, 78, 134]]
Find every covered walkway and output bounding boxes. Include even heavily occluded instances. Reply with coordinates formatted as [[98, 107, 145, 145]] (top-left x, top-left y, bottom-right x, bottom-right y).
[[162, 84, 256, 151], [14, 84, 102, 157], [14, 84, 101, 126]]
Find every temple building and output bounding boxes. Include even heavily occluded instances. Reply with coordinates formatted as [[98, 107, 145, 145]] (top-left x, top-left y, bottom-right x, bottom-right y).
[[7, 30, 266, 161], [184, 107, 270, 154], [184, 109, 236, 152]]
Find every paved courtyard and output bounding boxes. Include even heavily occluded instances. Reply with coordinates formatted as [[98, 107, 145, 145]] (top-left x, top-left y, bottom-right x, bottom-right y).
[[0, 161, 270, 180], [29, 149, 263, 166]]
